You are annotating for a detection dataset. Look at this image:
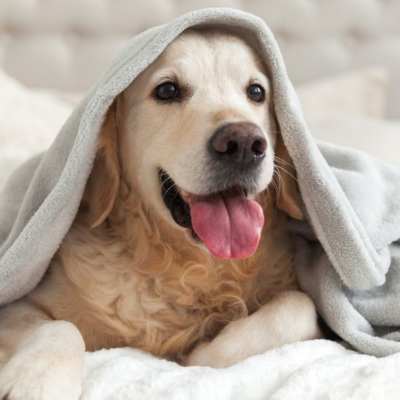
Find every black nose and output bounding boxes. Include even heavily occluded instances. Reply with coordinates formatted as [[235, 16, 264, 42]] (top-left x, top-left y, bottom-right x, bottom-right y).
[[209, 122, 267, 167]]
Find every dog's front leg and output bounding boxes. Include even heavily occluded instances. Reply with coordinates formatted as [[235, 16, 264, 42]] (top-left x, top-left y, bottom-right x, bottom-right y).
[[0, 301, 85, 400], [186, 290, 322, 368]]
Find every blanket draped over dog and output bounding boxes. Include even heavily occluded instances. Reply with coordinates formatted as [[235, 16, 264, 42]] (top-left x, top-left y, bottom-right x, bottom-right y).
[[1, 8, 400, 358]]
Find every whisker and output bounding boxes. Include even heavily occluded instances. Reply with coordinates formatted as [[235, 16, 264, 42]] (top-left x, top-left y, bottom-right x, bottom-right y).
[[162, 181, 178, 199], [272, 167, 283, 197], [160, 175, 174, 188], [274, 156, 293, 168], [274, 164, 297, 182]]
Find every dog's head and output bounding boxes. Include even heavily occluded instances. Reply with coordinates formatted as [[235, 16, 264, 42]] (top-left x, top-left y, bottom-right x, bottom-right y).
[[84, 28, 302, 260]]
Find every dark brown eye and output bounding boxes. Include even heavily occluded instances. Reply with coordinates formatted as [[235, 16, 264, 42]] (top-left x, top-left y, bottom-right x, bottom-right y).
[[155, 81, 180, 101], [247, 83, 265, 103]]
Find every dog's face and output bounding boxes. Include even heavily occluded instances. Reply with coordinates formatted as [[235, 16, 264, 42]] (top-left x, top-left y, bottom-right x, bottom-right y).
[[119, 29, 276, 198], [88, 29, 301, 260]]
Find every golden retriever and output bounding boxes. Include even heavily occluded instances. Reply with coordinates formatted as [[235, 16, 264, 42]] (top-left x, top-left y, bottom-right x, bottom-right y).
[[0, 28, 321, 399]]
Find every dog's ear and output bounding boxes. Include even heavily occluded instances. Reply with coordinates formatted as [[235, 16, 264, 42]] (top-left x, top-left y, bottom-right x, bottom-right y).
[[275, 136, 304, 220], [83, 102, 121, 228]]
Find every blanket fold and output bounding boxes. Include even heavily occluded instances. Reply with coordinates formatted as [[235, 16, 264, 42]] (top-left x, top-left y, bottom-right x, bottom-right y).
[[1, 7, 400, 357]]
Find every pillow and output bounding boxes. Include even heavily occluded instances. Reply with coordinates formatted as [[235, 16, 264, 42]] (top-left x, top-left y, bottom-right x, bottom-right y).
[[309, 115, 400, 165], [294, 67, 399, 164], [0, 71, 74, 188], [298, 67, 388, 120]]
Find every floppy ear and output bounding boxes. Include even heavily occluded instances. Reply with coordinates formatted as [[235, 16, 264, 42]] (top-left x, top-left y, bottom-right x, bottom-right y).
[[274, 135, 304, 220], [83, 102, 121, 228]]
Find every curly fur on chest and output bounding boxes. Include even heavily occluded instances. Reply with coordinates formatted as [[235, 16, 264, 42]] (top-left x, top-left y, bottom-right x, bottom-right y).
[[29, 191, 297, 359]]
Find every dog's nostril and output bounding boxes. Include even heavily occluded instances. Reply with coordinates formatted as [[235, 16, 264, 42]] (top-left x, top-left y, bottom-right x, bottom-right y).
[[252, 138, 267, 156]]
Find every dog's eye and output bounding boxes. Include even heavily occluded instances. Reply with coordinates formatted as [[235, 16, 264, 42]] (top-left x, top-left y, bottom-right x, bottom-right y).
[[155, 81, 180, 101], [247, 84, 265, 103]]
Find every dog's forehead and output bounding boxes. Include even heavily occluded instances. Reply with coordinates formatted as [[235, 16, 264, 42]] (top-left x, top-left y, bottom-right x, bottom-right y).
[[122, 28, 269, 103]]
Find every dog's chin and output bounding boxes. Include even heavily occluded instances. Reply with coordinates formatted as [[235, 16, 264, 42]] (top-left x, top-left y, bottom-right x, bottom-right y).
[[158, 169, 267, 260]]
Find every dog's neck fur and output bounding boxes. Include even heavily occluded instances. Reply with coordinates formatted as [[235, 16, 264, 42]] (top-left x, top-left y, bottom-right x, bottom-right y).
[[29, 182, 297, 359]]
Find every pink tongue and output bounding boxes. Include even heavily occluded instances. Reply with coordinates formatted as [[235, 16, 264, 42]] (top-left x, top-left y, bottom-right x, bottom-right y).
[[190, 193, 264, 259]]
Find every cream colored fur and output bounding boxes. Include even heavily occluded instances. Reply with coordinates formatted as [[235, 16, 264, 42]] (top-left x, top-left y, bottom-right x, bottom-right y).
[[0, 30, 321, 400]]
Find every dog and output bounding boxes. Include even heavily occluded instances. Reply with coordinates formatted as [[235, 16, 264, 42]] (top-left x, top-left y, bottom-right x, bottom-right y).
[[0, 28, 321, 399]]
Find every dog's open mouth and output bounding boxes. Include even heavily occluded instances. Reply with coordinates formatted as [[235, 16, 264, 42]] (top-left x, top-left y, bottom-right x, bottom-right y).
[[159, 169, 264, 260]]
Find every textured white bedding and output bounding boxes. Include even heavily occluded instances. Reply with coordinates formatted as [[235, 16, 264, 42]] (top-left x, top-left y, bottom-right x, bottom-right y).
[[82, 340, 400, 399]]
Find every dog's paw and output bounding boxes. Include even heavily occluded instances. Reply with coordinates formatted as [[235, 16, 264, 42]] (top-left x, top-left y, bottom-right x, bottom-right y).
[[185, 342, 214, 367], [0, 346, 83, 400], [186, 340, 251, 368], [0, 360, 82, 400], [0, 320, 85, 400], [186, 291, 322, 368]]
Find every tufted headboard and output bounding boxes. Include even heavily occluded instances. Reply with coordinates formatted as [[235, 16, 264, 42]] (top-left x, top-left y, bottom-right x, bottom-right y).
[[1, 0, 399, 117]]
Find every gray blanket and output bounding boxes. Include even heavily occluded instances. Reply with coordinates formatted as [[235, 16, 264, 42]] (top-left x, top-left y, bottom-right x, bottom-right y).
[[1, 7, 400, 357]]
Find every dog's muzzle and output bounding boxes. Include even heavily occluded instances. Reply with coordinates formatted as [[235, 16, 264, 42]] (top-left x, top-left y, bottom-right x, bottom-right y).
[[159, 168, 264, 261]]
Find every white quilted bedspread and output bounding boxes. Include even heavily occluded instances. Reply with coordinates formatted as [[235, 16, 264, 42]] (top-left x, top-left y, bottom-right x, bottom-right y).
[[83, 340, 400, 399]]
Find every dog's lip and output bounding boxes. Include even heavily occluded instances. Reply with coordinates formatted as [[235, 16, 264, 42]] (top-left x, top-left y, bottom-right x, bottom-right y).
[[159, 169, 194, 233], [179, 187, 250, 204], [158, 169, 252, 235], [160, 170, 265, 260]]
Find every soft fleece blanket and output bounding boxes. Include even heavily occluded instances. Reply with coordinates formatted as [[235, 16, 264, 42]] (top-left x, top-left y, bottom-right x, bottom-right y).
[[2, 5, 400, 378]]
